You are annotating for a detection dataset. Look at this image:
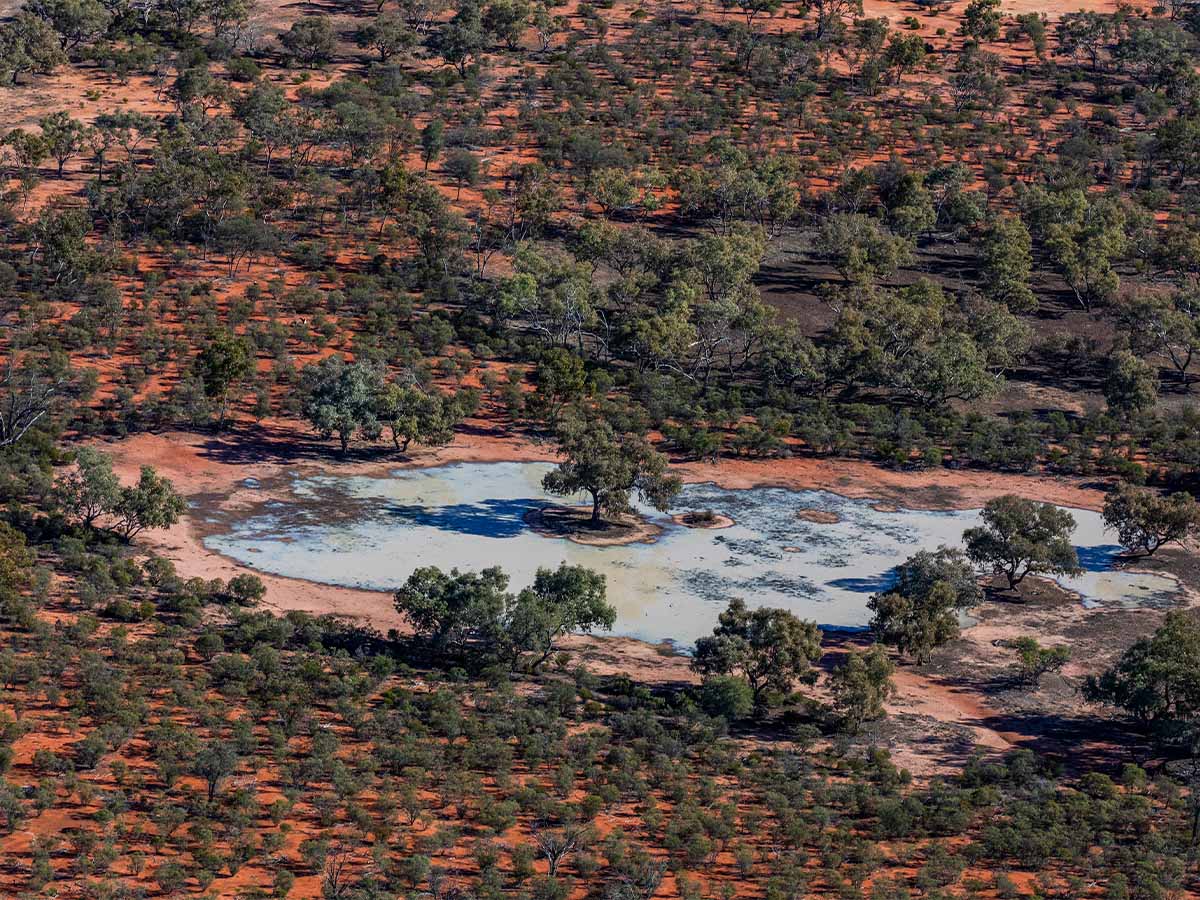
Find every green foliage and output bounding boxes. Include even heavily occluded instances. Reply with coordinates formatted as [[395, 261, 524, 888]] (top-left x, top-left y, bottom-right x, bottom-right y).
[[194, 331, 255, 426], [444, 148, 481, 197], [960, 0, 1001, 42], [675, 149, 800, 236], [692, 598, 823, 710], [980, 215, 1036, 313], [526, 349, 590, 427], [278, 16, 336, 67], [964, 495, 1080, 590], [29, 0, 111, 50], [394, 565, 510, 652], [1102, 483, 1200, 556], [826, 280, 1024, 407], [829, 643, 895, 732], [0, 12, 66, 85], [433, 0, 487, 76], [394, 563, 615, 666], [1113, 285, 1200, 382], [113, 465, 186, 542], [483, 0, 530, 49], [501, 564, 614, 670], [1085, 611, 1200, 728], [0, 355, 73, 449], [542, 409, 681, 523], [1021, 187, 1127, 312], [354, 10, 417, 61], [55, 446, 121, 527], [1056, 11, 1110, 69], [224, 573, 266, 606], [698, 675, 754, 721], [300, 357, 384, 453], [192, 741, 238, 802], [375, 382, 465, 453], [38, 112, 88, 177], [0, 524, 33, 600], [814, 213, 913, 285], [869, 547, 980, 663], [1104, 351, 1158, 418], [1008, 637, 1069, 687]]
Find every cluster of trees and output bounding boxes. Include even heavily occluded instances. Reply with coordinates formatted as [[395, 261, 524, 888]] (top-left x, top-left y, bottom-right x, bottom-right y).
[[299, 356, 477, 454], [864, 495, 1081, 669], [53, 447, 185, 541], [0, 425, 1196, 900], [0, 413, 1198, 899], [393, 562, 615, 670], [688, 597, 897, 733]]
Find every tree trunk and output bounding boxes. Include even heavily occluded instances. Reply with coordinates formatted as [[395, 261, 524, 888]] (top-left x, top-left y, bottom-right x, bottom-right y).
[[590, 492, 601, 523]]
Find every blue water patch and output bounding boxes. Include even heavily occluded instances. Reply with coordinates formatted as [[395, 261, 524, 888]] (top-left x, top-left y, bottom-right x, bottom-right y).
[[204, 461, 1181, 645]]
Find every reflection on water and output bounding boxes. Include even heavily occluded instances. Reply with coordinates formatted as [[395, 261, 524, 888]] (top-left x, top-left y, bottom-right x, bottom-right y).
[[204, 462, 1181, 645]]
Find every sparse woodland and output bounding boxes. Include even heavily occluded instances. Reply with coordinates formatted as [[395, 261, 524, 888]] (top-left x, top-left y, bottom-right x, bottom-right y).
[[4, 0, 1200, 893]]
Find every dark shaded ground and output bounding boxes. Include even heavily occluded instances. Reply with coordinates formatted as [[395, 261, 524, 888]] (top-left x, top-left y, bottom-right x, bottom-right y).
[[752, 228, 1148, 418], [524, 504, 664, 545]]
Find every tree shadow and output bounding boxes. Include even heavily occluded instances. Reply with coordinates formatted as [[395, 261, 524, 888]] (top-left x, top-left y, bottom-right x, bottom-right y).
[[825, 572, 896, 594], [382, 498, 545, 539], [1075, 543, 1124, 573], [197, 422, 403, 467]]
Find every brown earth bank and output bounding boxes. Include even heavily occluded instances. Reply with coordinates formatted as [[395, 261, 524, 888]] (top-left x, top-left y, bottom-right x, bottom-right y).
[[669, 510, 735, 529], [796, 508, 841, 524], [524, 505, 664, 546], [96, 424, 1200, 777]]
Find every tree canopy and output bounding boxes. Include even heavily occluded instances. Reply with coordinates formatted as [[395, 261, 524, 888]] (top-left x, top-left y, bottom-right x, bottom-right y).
[[542, 410, 681, 524], [964, 495, 1081, 590], [692, 598, 823, 711]]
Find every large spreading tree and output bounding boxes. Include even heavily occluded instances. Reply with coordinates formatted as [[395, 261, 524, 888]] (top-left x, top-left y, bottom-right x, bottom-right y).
[[964, 495, 1081, 590], [542, 410, 681, 524], [1102, 483, 1200, 557], [300, 357, 384, 454]]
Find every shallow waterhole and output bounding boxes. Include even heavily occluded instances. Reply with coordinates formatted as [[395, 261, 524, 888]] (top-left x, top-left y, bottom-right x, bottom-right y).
[[203, 461, 1180, 645]]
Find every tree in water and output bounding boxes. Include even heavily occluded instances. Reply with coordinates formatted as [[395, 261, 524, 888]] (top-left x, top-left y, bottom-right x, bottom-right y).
[[964, 495, 1080, 591], [542, 409, 680, 524]]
